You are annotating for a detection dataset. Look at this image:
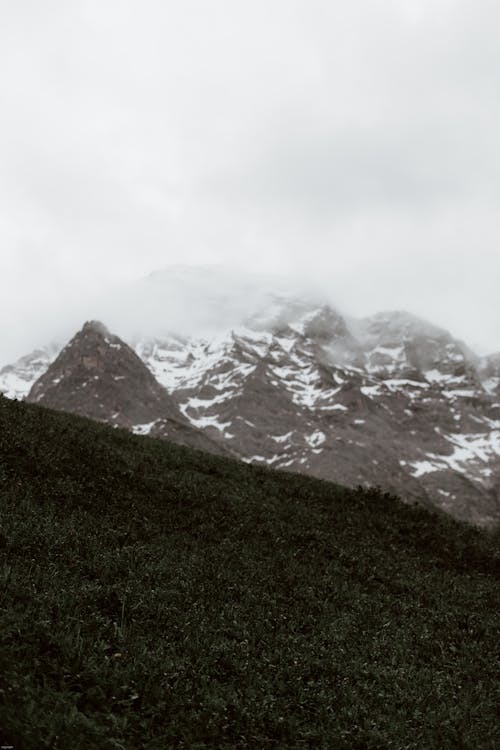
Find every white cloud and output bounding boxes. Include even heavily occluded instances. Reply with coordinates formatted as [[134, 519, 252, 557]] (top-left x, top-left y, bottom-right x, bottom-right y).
[[0, 0, 499, 361]]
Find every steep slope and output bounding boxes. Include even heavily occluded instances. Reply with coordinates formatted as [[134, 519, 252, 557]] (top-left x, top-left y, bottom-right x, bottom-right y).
[[4, 298, 500, 525], [136, 304, 500, 526], [0, 395, 498, 748], [26, 321, 227, 456]]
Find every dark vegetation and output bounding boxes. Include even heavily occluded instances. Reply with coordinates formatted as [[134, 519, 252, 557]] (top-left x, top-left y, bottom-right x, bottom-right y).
[[0, 395, 498, 749]]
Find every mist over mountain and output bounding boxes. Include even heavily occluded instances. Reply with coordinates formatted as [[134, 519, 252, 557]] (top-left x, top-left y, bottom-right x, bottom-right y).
[[2, 3, 500, 743], [94, 266, 330, 342], [3, 267, 499, 527], [2, 265, 499, 368], [26, 320, 228, 458]]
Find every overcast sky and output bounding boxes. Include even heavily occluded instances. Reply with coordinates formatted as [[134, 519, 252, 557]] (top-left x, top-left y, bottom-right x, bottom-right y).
[[1, 0, 499, 363]]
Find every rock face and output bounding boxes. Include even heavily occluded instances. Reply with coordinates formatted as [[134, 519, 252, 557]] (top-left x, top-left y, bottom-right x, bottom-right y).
[[25, 321, 228, 457], [4, 300, 500, 527], [134, 303, 500, 527]]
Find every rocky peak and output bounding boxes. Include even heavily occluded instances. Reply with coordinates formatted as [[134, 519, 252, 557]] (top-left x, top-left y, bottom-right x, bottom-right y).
[[27, 321, 179, 428], [302, 305, 349, 343], [80, 320, 111, 337], [353, 310, 478, 385], [4, 293, 500, 526], [25, 322, 229, 457]]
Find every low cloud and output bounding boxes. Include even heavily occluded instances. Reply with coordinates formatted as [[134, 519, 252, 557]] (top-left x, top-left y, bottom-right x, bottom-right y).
[[0, 0, 499, 361]]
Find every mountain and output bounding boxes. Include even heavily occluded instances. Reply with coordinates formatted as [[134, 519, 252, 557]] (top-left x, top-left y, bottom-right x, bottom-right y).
[[25, 320, 228, 457], [1, 394, 498, 748], [134, 303, 500, 526], [2, 280, 499, 526], [0, 342, 60, 400]]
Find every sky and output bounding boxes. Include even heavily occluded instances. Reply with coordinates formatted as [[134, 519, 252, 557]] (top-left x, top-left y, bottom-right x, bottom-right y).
[[1, 0, 499, 363]]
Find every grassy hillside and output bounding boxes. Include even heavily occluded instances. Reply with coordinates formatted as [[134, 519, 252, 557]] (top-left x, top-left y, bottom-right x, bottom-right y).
[[0, 395, 498, 749]]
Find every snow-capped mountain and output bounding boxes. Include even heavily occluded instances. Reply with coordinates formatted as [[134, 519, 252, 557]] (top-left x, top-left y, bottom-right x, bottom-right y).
[[133, 303, 500, 526], [0, 343, 60, 400], [26, 321, 228, 457], [1, 274, 499, 526]]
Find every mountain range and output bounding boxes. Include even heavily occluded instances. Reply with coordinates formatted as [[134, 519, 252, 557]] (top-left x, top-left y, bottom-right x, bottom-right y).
[[1, 269, 499, 526]]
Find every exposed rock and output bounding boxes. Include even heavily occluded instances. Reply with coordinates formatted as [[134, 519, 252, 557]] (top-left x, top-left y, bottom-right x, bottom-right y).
[[26, 321, 228, 457], [134, 307, 500, 526], [4, 300, 500, 527]]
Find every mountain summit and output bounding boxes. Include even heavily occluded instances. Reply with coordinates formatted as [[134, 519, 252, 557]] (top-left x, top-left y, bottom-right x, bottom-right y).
[[27, 320, 176, 428], [3, 289, 499, 526], [26, 321, 227, 456]]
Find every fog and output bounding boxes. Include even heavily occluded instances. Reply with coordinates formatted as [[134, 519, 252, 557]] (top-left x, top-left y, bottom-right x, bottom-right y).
[[1, 1, 499, 363]]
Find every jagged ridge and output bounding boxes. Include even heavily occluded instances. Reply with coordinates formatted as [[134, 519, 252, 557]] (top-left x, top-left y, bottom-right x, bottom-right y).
[[2, 297, 499, 525]]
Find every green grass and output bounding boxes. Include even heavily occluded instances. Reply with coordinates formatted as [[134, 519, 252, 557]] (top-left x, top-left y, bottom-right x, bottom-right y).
[[0, 395, 498, 749]]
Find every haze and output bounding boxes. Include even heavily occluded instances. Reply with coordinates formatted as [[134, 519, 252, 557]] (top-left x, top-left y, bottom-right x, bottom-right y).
[[1, 0, 499, 363]]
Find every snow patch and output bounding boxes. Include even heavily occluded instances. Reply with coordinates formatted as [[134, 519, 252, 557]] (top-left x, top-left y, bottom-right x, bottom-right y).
[[180, 406, 234, 438], [409, 460, 441, 477], [408, 430, 500, 481], [360, 385, 383, 398], [305, 430, 326, 448], [323, 403, 348, 412], [384, 378, 428, 391], [272, 431, 294, 444], [443, 389, 476, 399], [132, 420, 158, 436]]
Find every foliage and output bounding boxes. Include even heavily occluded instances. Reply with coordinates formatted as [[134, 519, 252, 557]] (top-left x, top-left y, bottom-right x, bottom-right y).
[[0, 395, 498, 749]]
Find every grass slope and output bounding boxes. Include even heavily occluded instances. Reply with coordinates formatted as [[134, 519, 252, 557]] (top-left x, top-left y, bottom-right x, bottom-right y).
[[0, 395, 498, 749]]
